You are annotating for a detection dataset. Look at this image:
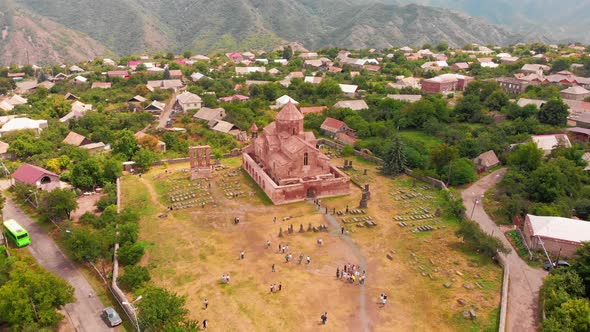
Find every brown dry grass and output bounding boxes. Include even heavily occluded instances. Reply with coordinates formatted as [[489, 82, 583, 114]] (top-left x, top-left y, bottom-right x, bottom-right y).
[[120, 157, 502, 332]]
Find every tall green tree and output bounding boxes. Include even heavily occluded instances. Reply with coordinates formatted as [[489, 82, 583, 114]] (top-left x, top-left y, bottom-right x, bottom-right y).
[[382, 134, 407, 176], [112, 130, 139, 160], [0, 255, 74, 329], [538, 99, 569, 126], [39, 189, 78, 221], [507, 142, 544, 172], [138, 287, 190, 331]]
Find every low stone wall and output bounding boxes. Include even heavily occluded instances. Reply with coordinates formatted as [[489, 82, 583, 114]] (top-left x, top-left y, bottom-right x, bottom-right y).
[[317, 138, 384, 165], [404, 169, 448, 190], [496, 253, 510, 332], [152, 157, 190, 166]]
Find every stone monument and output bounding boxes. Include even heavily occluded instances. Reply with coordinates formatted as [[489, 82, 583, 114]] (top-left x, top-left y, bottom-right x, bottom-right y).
[[189, 145, 212, 179]]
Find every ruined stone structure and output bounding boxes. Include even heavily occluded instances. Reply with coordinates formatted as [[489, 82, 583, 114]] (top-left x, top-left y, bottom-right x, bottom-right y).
[[189, 145, 212, 179], [242, 102, 350, 204]]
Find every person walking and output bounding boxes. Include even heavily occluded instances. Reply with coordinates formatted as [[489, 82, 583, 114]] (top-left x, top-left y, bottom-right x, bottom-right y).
[[203, 319, 208, 329], [321, 312, 328, 325], [270, 284, 275, 293], [341, 226, 345, 235], [240, 251, 245, 260], [336, 267, 340, 278], [204, 299, 208, 309], [306, 256, 311, 264], [278, 282, 282, 291], [272, 264, 275, 272], [273, 216, 277, 223], [266, 240, 271, 249]]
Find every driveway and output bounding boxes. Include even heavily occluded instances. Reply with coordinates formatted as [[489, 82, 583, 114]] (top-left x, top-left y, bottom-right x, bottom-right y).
[[3, 198, 114, 332], [462, 169, 547, 332]]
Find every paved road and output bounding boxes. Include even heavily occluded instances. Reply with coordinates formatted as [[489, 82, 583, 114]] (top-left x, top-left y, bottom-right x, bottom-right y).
[[3, 198, 113, 332], [462, 169, 547, 332], [157, 91, 177, 129]]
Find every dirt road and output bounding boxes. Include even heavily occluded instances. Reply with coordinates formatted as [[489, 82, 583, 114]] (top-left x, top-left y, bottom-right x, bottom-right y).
[[157, 91, 177, 129], [462, 169, 547, 332], [3, 198, 113, 332]]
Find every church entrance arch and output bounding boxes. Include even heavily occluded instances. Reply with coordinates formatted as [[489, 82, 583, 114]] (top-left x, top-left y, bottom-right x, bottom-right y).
[[307, 187, 317, 198]]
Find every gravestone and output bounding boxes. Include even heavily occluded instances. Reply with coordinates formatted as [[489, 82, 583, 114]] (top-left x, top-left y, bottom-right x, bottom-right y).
[[278, 227, 283, 237], [299, 224, 304, 233], [363, 169, 368, 175]]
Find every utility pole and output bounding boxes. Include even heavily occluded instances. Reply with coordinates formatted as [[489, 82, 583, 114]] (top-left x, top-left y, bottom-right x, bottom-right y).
[[25, 48, 30, 66]]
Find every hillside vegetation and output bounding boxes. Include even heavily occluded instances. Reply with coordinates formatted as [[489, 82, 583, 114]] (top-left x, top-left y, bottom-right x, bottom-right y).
[[0, 0, 524, 64]]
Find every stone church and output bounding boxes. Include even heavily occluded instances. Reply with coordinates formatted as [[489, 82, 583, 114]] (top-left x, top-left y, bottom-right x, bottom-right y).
[[242, 102, 350, 204]]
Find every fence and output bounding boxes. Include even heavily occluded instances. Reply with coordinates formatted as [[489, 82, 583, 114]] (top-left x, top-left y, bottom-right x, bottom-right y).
[[110, 177, 140, 331], [403, 169, 448, 190], [317, 138, 385, 165]]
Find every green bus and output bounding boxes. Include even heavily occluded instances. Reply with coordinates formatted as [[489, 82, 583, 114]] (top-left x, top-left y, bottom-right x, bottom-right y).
[[3, 219, 31, 247]]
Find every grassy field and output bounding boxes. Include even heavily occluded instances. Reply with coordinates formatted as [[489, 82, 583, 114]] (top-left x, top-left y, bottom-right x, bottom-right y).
[[399, 130, 444, 151], [120, 157, 502, 331]]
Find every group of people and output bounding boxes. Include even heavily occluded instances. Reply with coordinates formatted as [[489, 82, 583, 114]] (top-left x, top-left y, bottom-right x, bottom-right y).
[[336, 264, 366, 285], [220, 273, 231, 283], [379, 293, 388, 306], [270, 282, 283, 293]]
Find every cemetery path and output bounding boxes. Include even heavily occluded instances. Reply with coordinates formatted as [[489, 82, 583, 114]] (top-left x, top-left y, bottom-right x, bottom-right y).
[[462, 169, 547, 332], [320, 206, 371, 332]]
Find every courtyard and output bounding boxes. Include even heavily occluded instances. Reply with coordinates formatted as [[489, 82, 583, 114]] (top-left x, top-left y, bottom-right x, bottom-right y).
[[120, 156, 502, 331]]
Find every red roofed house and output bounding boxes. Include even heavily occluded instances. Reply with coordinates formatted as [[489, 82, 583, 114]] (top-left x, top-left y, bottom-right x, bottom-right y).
[[219, 94, 250, 102], [566, 127, 590, 142], [320, 117, 355, 137], [12, 163, 60, 191], [168, 70, 183, 80], [107, 71, 130, 79], [300, 106, 327, 115], [421, 74, 473, 94], [242, 103, 350, 204]]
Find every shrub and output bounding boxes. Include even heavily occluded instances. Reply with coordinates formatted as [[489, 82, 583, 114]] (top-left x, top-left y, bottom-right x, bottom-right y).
[[119, 266, 150, 291], [456, 219, 509, 257], [118, 242, 145, 266], [79, 212, 98, 225]]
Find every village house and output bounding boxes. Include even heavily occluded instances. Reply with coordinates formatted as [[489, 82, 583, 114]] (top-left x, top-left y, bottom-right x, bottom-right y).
[[191, 72, 208, 82], [144, 101, 166, 114], [12, 163, 61, 191], [320, 117, 356, 139], [64, 92, 79, 101], [242, 103, 350, 205], [531, 134, 572, 156], [451, 62, 470, 71], [560, 86, 590, 101], [339, 84, 358, 97], [523, 214, 590, 258], [0, 118, 47, 136], [147, 79, 184, 91], [566, 127, 590, 143], [62, 131, 92, 147], [300, 106, 327, 115], [496, 77, 530, 94], [521, 64, 550, 75], [174, 91, 202, 112], [387, 77, 420, 90], [168, 70, 183, 80], [333, 100, 369, 111], [574, 112, 590, 129], [194, 107, 227, 125], [275, 95, 299, 108], [517, 98, 545, 109], [0, 141, 11, 159], [127, 95, 147, 109], [60, 101, 93, 123], [421, 61, 448, 71], [387, 94, 422, 103], [472, 150, 500, 172], [218, 94, 250, 102], [91, 82, 112, 89], [421, 74, 473, 94], [235, 67, 266, 75], [211, 120, 241, 138], [304, 76, 323, 84], [107, 70, 129, 79]]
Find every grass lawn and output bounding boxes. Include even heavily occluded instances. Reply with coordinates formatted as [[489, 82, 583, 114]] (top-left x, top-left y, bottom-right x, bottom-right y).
[[399, 130, 444, 151], [121, 157, 502, 331]]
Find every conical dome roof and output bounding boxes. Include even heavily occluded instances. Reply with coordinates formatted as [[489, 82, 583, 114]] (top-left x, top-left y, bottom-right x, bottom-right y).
[[276, 102, 303, 121], [250, 122, 259, 132]]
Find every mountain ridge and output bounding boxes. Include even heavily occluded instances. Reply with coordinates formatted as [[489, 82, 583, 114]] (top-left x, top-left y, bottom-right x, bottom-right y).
[[1, 0, 530, 65]]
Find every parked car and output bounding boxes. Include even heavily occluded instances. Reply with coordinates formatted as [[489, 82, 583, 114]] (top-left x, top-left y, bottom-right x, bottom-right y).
[[102, 307, 122, 327], [543, 260, 571, 271]]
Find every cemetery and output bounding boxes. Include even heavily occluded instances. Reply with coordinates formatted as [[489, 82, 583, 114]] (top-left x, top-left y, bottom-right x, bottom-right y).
[[120, 155, 503, 331]]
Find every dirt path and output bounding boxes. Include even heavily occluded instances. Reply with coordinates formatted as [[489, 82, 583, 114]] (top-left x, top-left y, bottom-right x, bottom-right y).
[[317, 204, 371, 332], [461, 169, 547, 332]]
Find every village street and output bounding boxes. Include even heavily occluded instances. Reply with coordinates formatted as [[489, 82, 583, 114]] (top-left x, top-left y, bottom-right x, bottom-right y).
[[1, 180, 115, 332], [157, 91, 177, 129], [461, 169, 547, 332]]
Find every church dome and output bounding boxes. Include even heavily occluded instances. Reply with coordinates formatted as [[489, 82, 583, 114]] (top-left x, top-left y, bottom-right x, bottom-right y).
[[276, 102, 303, 121]]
